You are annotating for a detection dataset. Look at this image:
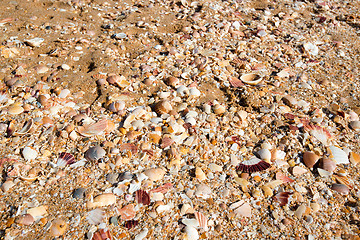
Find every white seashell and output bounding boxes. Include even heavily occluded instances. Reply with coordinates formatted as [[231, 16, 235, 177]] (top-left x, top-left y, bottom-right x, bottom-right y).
[[203, 103, 211, 114], [176, 85, 189, 96], [185, 110, 198, 118], [184, 226, 199, 240], [240, 73, 263, 85], [303, 42, 319, 56], [58, 89, 70, 98], [25, 37, 44, 47], [185, 117, 196, 126], [294, 204, 306, 218], [318, 168, 331, 177], [189, 88, 201, 98], [27, 206, 48, 219], [132, 120, 144, 130], [158, 91, 171, 99], [22, 147, 38, 161], [134, 228, 148, 240], [86, 208, 105, 225], [329, 146, 349, 164], [233, 202, 252, 217], [257, 149, 271, 161], [182, 218, 199, 228], [292, 166, 307, 176], [194, 184, 212, 199], [156, 204, 171, 214]]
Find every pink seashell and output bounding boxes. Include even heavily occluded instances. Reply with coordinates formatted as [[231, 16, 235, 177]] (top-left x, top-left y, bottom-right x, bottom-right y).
[[160, 137, 174, 149], [273, 192, 291, 206], [229, 76, 244, 87], [119, 143, 138, 154], [303, 123, 332, 146], [77, 119, 108, 137], [275, 172, 295, 183], [135, 190, 150, 205], [194, 212, 208, 230], [150, 183, 173, 193], [233, 202, 252, 217], [92, 229, 112, 240], [57, 152, 75, 167], [236, 157, 271, 173], [118, 204, 136, 221]]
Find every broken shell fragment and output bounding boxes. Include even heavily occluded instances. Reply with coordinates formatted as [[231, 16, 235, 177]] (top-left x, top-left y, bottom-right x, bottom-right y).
[[143, 168, 165, 181], [22, 147, 38, 161], [15, 214, 35, 226], [77, 119, 108, 137], [135, 190, 150, 205], [92, 229, 112, 240], [240, 73, 263, 85], [85, 146, 106, 161], [273, 192, 291, 207], [86, 208, 105, 225], [154, 100, 172, 115], [319, 158, 337, 172], [118, 204, 136, 221], [25, 37, 44, 47], [349, 121, 360, 131]]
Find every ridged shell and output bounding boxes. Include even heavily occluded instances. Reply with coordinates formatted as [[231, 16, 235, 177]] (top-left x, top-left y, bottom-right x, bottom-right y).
[[154, 100, 172, 115], [77, 119, 108, 137], [108, 100, 125, 113], [92, 229, 112, 240], [135, 190, 150, 205], [86, 208, 105, 225]]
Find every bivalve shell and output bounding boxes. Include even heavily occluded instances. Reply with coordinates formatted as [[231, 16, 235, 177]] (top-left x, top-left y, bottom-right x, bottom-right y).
[[8, 104, 24, 115], [331, 184, 349, 195], [87, 193, 116, 208], [349, 121, 360, 131], [15, 214, 35, 226], [49, 219, 67, 237], [240, 73, 262, 85], [85, 146, 106, 161], [303, 151, 320, 168], [154, 100, 172, 115], [319, 158, 336, 172], [143, 168, 165, 181]]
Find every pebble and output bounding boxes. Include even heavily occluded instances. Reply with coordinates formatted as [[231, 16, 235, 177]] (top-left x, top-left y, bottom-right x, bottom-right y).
[[294, 205, 306, 219]]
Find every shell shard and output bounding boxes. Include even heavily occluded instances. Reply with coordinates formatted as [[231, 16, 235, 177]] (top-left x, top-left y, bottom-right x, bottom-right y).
[[86, 208, 105, 225], [135, 190, 150, 205], [236, 157, 271, 173], [92, 229, 112, 240], [57, 152, 75, 167], [77, 119, 108, 137], [275, 172, 295, 183], [273, 192, 291, 206], [229, 77, 244, 87], [16, 119, 33, 135], [304, 124, 332, 146], [194, 212, 208, 231], [329, 146, 349, 164], [119, 143, 138, 154], [124, 220, 139, 229]]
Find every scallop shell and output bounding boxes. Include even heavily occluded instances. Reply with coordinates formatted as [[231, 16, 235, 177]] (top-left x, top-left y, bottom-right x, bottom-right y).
[[236, 157, 271, 173], [86, 208, 105, 225], [57, 152, 75, 167], [92, 229, 112, 240], [194, 212, 208, 230], [240, 73, 263, 85], [154, 100, 172, 115], [124, 220, 139, 229], [229, 76, 244, 87]]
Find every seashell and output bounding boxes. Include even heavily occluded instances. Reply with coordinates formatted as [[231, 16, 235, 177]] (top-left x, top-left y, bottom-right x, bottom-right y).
[[85, 146, 106, 161], [119, 143, 138, 154], [189, 88, 201, 98], [154, 100, 172, 115], [160, 136, 174, 149], [275, 172, 295, 183], [264, 180, 283, 189], [194, 184, 212, 199], [1, 180, 15, 192], [234, 177, 249, 192], [329, 146, 349, 164], [256, 149, 271, 161], [229, 76, 244, 87], [319, 158, 336, 172], [240, 73, 262, 85], [15, 214, 35, 226], [176, 85, 189, 96], [73, 188, 86, 199], [182, 218, 199, 228], [49, 219, 67, 237], [331, 184, 349, 195], [261, 185, 273, 197], [282, 95, 298, 107], [304, 124, 332, 146], [144, 168, 165, 181], [78, 119, 108, 137], [148, 133, 161, 144], [349, 152, 360, 165], [273, 192, 291, 206], [195, 167, 206, 181], [165, 76, 180, 87], [213, 104, 226, 115], [184, 226, 199, 240], [22, 146, 38, 161], [118, 204, 136, 221], [108, 100, 125, 113], [317, 168, 331, 177], [135, 190, 150, 205], [27, 206, 48, 219], [87, 193, 116, 208], [303, 151, 320, 168], [8, 104, 24, 115], [86, 208, 105, 225], [134, 228, 148, 240], [310, 202, 321, 213], [57, 152, 75, 167], [350, 121, 360, 131], [92, 229, 112, 240], [150, 183, 173, 193], [15, 119, 33, 135], [334, 174, 352, 188], [107, 75, 130, 88], [292, 166, 307, 176], [236, 157, 271, 173], [194, 212, 208, 230], [24, 37, 44, 47], [294, 205, 306, 219], [124, 220, 139, 229], [6, 121, 15, 137], [233, 202, 252, 217]]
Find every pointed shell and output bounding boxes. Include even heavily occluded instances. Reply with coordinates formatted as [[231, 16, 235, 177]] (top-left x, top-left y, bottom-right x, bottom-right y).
[[303, 151, 320, 168], [240, 73, 262, 85], [49, 219, 67, 237]]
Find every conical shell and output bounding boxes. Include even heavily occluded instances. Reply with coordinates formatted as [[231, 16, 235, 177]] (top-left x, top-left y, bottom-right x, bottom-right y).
[[303, 151, 320, 168]]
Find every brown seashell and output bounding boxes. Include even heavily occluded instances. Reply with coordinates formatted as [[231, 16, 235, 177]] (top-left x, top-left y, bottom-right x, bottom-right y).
[[119, 143, 138, 154], [303, 151, 320, 168], [334, 175, 353, 189], [135, 190, 150, 205], [236, 158, 271, 173], [349, 152, 360, 165], [229, 77, 244, 87], [154, 100, 172, 115], [124, 220, 139, 229], [160, 136, 174, 149], [273, 192, 291, 207], [118, 204, 136, 221], [106, 75, 130, 88], [49, 219, 67, 237], [57, 152, 75, 167], [165, 76, 180, 87], [38, 95, 49, 106], [92, 229, 112, 240], [331, 184, 349, 195], [282, 95, 298, 107], [319, 158, 336, 172], [15, 214, 35, 226], [77, 119, 108, 137], [240, 73, 262, 85]]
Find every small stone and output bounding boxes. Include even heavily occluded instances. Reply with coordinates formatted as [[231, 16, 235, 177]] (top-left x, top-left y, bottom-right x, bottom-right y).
[[73, 188, 86, 199], [22, 147, 38, 161], [110, 216, 118, 226]]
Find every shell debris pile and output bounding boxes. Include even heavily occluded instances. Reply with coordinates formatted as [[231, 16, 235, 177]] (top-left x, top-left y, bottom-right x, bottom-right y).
[[0, 0, 360, 239]]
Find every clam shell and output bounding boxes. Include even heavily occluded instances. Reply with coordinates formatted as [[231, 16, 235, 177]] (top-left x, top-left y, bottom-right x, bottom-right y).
[[22, 147, 38, 161], [57, 152, 75, 167], [303, 151, 320, 168], [86, 208, 105, 225], [77, 119, 108, 137], [184, 226, 199, 240], [329, 146, 349, 164], [8, 104, 24, 115], [27, 206, 48, 219], [233, 202, 252, 217], [144, 168, 165, 181], [87, 193, 116, 208], [49, 219, 67, 237], [15, 214, 35, 226], [240, 73, 263, 85], [331, 184, 349, 195], [292, 166, 307, 176], [108, 100, 125, 113], [85, 146, 106, 161], [165, 76, 180, 87], [319, 158, 337, 172], [15, 119, 33, 135], [256, 149, 271, 161]]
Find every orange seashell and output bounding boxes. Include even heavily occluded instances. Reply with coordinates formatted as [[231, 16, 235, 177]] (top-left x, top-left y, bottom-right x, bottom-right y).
[[77, 119, 108, 137], [229, 76, 244, 87], [148, 133, 161, 144], [303, 151, 320, 168], [194, 212, 208, 230], [150, 183, 173, 193], [154, 100, 172, 115], [275, 172, 294, 183], [49, 219, 67, 237], [118, 204, 136, 221], [92, 229, 112, 240], [349, 152, 360, 165]]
